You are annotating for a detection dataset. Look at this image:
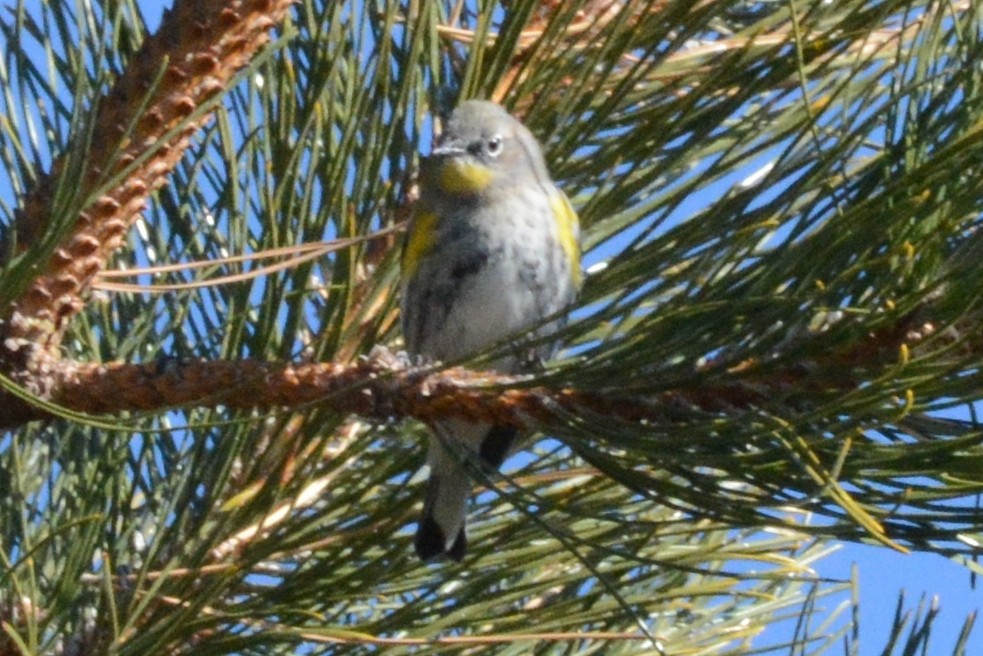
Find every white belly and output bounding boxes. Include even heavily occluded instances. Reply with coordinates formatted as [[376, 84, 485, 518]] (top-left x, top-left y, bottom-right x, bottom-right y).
[[425, 257, 540, 364]]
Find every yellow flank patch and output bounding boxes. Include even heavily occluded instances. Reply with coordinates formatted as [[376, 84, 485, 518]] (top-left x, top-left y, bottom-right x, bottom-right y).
[[437, 159, 494, 194], [402, 210, 439, 278], [551, 190, 583, 288]]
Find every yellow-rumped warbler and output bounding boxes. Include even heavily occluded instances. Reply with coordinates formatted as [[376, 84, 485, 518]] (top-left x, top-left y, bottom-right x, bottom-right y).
[[401, 100, 582, 561]]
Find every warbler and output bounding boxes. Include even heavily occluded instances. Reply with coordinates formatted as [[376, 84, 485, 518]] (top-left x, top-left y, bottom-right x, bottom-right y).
[[401, 100, 581, 561]]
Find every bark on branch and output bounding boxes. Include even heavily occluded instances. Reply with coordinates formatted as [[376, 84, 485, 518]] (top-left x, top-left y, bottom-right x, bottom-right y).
[[0, 351, 745, 431], [0, 305, 941, 431]]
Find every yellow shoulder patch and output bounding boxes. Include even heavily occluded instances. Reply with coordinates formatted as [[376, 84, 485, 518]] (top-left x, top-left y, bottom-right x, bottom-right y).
[[551, 190, 583, 289], [402, 210, 439, 278]]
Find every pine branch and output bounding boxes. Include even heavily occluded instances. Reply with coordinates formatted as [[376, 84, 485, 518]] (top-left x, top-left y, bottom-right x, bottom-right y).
[[0, 0, 294, 403], [0, 296, 944, 432]]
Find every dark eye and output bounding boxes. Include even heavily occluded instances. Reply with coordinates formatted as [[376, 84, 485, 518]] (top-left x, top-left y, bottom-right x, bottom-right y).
[[486, 136, 503, 157]]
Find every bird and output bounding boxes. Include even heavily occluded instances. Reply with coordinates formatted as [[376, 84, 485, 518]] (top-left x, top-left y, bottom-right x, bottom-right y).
[[400, 99, 581, 561]]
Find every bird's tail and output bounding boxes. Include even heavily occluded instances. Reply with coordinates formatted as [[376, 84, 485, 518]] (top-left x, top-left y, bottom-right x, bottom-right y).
[[415, 464, 469, 561], [414, 422, 517, 562]]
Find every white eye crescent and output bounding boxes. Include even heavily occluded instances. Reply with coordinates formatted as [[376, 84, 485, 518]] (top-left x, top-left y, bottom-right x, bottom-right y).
[[486, 136, 503, 157]]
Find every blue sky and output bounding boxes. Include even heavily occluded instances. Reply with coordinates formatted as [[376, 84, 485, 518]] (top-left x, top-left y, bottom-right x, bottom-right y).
[[825, 543, 978, 652]]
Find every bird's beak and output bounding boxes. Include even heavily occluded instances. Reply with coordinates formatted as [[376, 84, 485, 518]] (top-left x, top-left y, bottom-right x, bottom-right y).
[[431, 143, 467, 158]]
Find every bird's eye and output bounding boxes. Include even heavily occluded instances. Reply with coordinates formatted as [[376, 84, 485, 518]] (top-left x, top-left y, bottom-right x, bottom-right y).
[[486, 136, 503, 157]]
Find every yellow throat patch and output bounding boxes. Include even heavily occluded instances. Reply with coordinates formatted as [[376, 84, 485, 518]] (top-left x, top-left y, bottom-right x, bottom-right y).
[[436, 159, 494, 194]]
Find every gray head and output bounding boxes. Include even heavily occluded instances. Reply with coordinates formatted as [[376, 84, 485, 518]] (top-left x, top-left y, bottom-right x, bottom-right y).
[[425, 100, 553, 194]]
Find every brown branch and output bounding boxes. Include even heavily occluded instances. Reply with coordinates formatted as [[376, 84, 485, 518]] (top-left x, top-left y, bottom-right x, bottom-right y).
[[0, 352, 684, 430], [0, 308, 942, 431], [0, 0, 294, 410], [47, 354, 557, 425]]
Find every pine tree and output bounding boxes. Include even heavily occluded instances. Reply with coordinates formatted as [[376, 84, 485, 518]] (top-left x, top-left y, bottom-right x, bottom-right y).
[[0, 1, 979, 653]]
